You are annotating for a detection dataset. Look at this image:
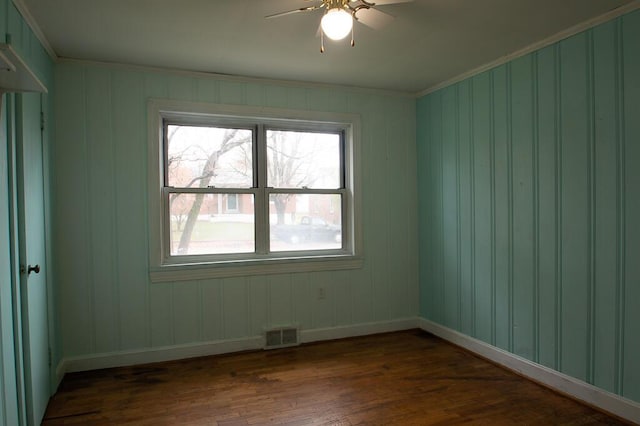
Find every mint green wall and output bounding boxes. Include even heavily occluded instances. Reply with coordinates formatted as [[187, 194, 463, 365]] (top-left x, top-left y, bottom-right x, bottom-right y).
[[417, 10, 640, 403], [53, 62, 418, 358], [0, 1, 55, 424]]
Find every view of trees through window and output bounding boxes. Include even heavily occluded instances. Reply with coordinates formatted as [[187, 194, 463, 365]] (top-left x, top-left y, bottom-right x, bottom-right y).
[[165, 123, 344, 256]]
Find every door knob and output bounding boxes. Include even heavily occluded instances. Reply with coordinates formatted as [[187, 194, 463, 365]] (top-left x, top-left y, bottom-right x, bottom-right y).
[[27, 264, 40, 275]]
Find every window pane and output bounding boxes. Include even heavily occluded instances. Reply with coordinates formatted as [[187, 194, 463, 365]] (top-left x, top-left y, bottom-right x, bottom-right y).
[[266, 130, 341, 189], [269, 193, 342, 251], [167, 125, 253, 188], [169, 193, 254, 255]]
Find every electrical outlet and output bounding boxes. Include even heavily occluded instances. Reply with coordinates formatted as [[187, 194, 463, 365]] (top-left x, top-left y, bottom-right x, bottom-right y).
[[318, 287, 326, 300]]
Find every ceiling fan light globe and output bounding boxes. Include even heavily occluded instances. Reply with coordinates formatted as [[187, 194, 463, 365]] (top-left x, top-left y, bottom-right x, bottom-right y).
[[321, 8, 353, 40]]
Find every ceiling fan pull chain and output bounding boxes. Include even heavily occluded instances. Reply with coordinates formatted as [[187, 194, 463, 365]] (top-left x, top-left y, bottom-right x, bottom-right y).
[[351, 22, 355, 46], [320, 30, 325, 53]]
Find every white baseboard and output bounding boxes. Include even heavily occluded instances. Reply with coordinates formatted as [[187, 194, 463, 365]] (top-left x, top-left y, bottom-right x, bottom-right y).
[[419, 318, 640, 424], [60, 317, 419, 374], [54, 359, 65, 387], [63, 336, 264, 373], [301, 317, 419, 344]]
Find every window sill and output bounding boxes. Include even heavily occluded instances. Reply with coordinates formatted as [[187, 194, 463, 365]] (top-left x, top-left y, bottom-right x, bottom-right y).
[[149, 255, 364, 283]]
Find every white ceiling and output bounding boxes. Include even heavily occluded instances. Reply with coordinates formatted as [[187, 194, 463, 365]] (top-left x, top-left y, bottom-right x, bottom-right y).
[[21, 0, 637, 93]]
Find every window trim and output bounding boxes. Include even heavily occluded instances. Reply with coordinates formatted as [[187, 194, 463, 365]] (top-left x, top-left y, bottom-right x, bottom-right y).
[[147, 99, 363, 282]]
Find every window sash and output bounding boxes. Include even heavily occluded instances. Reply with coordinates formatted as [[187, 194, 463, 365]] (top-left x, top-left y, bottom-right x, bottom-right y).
[[162, 187, 347, 259], [264, 127, 345, 190], [163, 121, 257, 189]]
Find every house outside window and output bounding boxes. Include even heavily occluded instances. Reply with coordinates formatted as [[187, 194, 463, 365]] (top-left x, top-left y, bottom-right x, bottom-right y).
[[147, 100, 362, 281]]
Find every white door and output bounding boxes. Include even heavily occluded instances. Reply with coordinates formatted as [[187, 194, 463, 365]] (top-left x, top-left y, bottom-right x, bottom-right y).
[[16, 92, 50, 425]]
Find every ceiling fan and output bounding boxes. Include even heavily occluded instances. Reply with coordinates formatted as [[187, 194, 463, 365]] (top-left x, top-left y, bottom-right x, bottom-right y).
[[266, 0, 413, 52]]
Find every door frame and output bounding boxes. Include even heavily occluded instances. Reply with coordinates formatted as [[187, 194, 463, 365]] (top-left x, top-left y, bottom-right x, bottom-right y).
[[3, 91, 29, 425]]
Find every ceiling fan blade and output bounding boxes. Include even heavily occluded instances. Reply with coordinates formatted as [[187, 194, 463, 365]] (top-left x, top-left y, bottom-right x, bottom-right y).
[[349, 0, 412, 6], [355, 7, 394, 30], [367, 0, 413, 4], [266, 5, 321, 19]]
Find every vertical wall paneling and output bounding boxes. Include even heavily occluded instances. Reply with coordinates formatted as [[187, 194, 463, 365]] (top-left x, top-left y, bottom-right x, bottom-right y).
[[416, 97, 430, 317], [219, 81, 245, 105], [454, 85, 462, 333], [167, 75, 195, 102], [622, 10, 640, 403], [457, 81, 473, 336], [614, 15, 626, 394], [592, 21, 618, 393], [554, 43, 564, 373], [417, 9, 640, 404], [560, 33, 590, 382], [201, 280, 223, 342], [195, 78, 218, 104], [492, 66, 510, 352], [511, 55, 535, 360], [248, 275, 267, 336], [489, 72, 497, 348], [268, 275, 293, 327], [112, 71, 150, 351], [388, 102, 413, 320], [532, 53, 540, 365], [85, 68, 118, 354], [467, 81, 475, 338], [310, 272, 332, 329], [222, 278, 248, 339], [172, 282, 201, 345], [472, 73, 492, 343], [431, 91, 444, 325], [333, 270, 354, 326], [244, 83, 265, 107], [614, 16, 625, 398], [291, 273, 310, 330], [149, 283, 173, 347], [586, 30, 596, 386], [55, 64, 92, 356], [367, 95, 391, 322], [441, 86, 458, 330], [536, 46, 559, 370]]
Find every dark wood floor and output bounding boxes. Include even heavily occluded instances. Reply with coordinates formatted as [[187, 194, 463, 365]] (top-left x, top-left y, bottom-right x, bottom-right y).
[[43, 330, 628, 425]]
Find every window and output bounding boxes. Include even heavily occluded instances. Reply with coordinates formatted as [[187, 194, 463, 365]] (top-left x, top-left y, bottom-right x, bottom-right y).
[[148, 100, 362, 281]]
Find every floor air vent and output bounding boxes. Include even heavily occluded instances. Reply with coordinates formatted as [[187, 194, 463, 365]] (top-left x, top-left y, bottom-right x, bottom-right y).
[[264, 327, 299, 349]]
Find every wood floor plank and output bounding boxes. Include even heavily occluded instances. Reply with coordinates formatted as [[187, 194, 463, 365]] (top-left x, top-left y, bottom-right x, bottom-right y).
[[44, 330, 630, 425]]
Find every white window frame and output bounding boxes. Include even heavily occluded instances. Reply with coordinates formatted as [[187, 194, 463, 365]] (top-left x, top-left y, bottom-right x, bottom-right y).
[[147, 99, 363, 282]]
